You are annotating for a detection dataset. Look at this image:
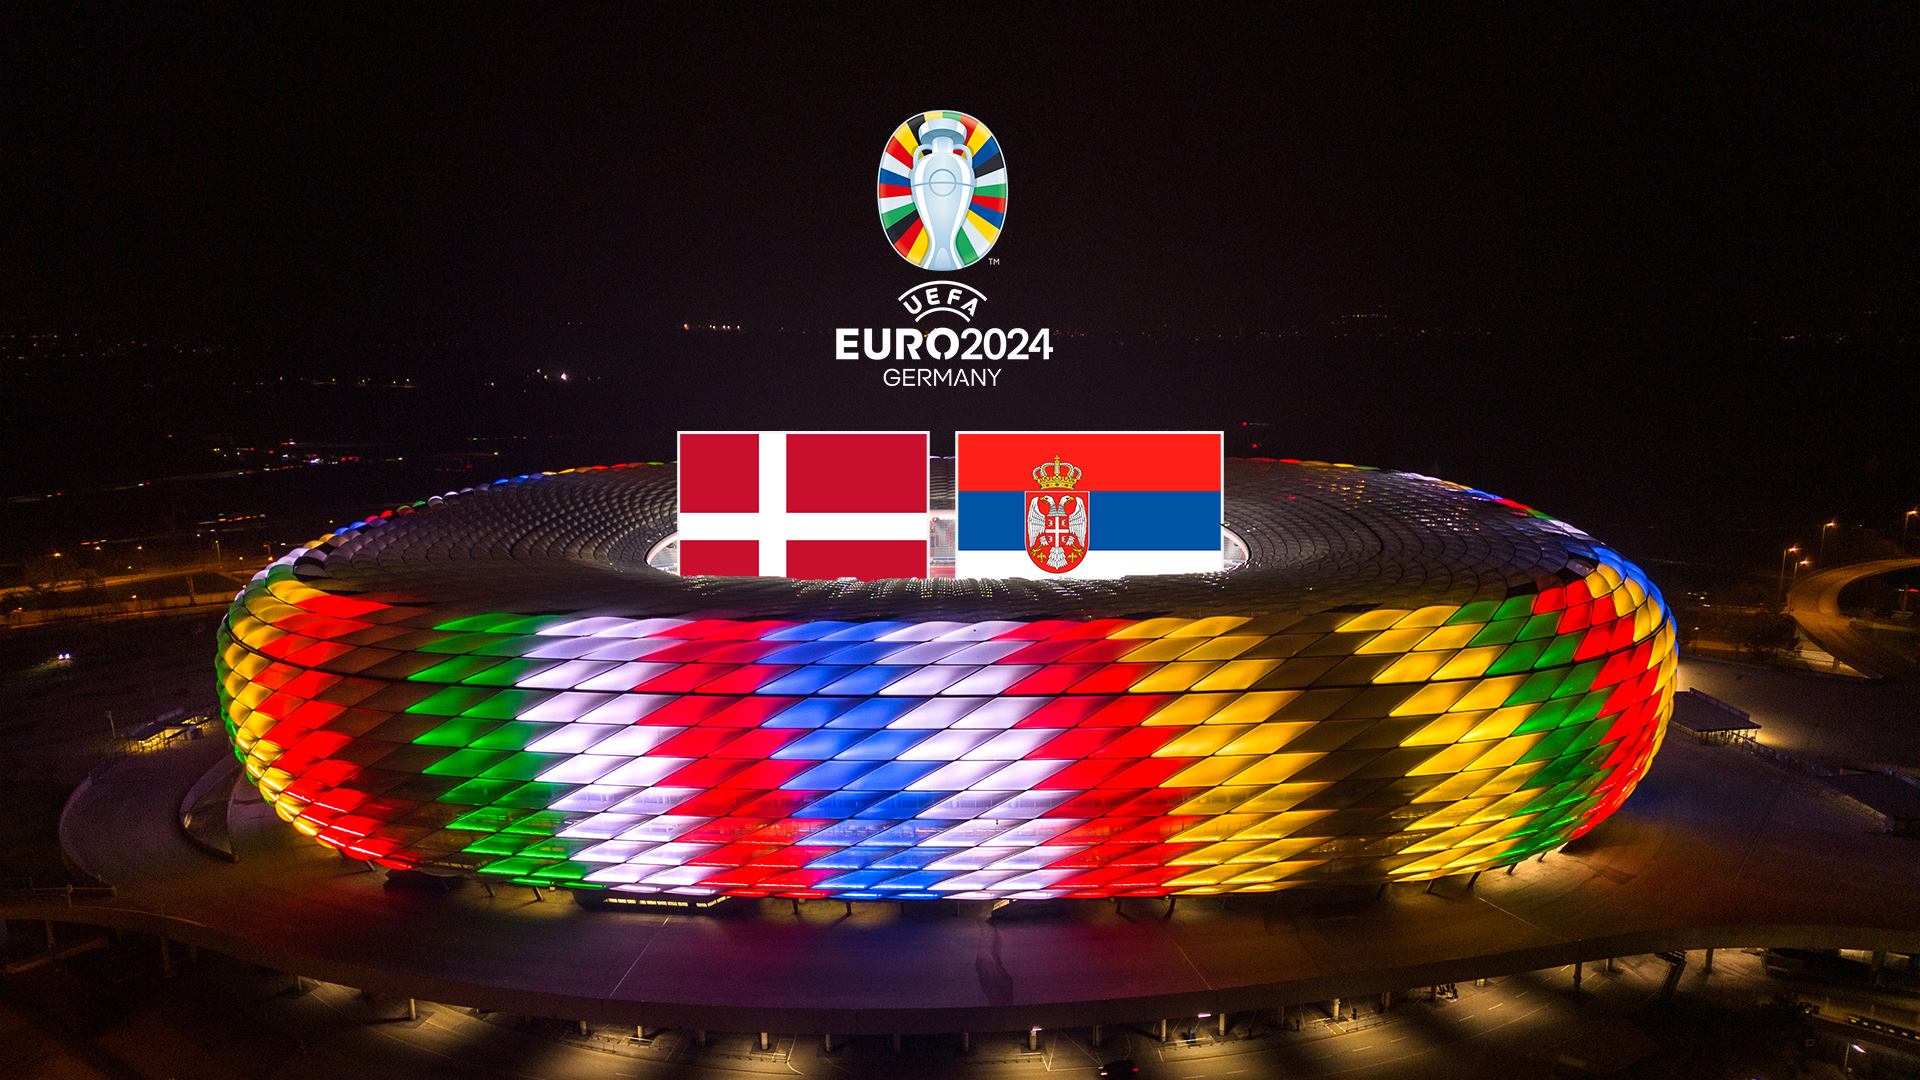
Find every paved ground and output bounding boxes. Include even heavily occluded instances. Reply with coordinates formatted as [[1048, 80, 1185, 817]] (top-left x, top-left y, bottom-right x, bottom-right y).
[[1679, 657, 1920, 772], [13, 708, 1920, 1036], [1787, 558, 1920, 682]]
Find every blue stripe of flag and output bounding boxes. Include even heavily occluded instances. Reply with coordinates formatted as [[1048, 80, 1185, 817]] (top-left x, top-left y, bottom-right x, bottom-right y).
[[957, 491, 1219, 551]]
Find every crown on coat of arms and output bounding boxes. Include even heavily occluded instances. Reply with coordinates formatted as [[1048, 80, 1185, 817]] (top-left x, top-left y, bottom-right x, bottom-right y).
[[1032, 457, 1082, 489]]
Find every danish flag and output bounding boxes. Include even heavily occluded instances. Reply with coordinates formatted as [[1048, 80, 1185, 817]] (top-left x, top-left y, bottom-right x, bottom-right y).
[[677, 431, 929, 580]]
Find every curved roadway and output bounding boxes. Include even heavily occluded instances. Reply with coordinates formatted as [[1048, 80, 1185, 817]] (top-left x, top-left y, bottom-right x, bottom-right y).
[[7, 731, 1918, 1037], [1787, 558, 1920, 681]]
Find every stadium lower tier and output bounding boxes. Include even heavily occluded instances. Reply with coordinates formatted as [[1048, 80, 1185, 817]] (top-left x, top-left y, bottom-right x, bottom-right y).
[[217, 459, 1676, 900]]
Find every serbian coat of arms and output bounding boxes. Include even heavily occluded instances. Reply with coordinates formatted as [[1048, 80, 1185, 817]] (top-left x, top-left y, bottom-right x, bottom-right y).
[[1025, 457, 1089, 573]]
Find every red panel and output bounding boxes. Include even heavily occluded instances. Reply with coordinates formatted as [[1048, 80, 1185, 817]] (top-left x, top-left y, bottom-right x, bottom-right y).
[[742, 819, 833, 844], [728, 790, 827, 817], [1573, 623, 1615, 661], [286, 641, 357, 667], [698, 696, 802, 726], [705, 620, 800, 641], [1058, 639, 1147, 664], [786, 540, 926, 581], [650, 619, 747, 639], [634, 664, 741, 692], [699, 641, 802, 663], [756, 867, 841, 888], [1081, 696, 1178, 726], [1110, 788, 1206, 817], [1006, 665, 1100, 694], [1100, 758, 1200, 788], [1106, 841, 1208, 867], [679, 540, 760, 577], [690, 842, 785, 867], [678, 434, 760, 512], [1558, 602, 1592, 635], [1035, 758, 1136, 789], [709, 728, 806, 758], [999, 640, 1094, 664], [637, 695, 737, 725], [1014, 696, 1116, 727], [719, 760, 818, 788], [290, 729, 355, 758], [645, 641, 736, 662], [286, 700, 346, 727], [1047, 789, 1146, 817], [657, 758, 753, 788], [1047, 619, 1139, 640], [647, 728, 741, 757], [1089, 727, 1185, 758], [1068, 664, 1158, 694], [785, 433, 927, 513], [692, 665, 798, 694], [1027, 728, 1125, 759], [742, 844, 840, 868], [1111, 816, 1206, 843], [678, 815, 775, 842], [992, 620, 1081, 641]]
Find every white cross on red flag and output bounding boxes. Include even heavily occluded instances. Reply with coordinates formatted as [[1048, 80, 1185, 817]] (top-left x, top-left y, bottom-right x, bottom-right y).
[[677, 431, 929, 580]]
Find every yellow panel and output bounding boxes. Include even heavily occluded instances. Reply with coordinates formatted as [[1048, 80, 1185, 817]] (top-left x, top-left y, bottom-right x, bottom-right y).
[[1227, 753, 1324, 785], [1179, 636, 1264, 661], [1166, 866, 1242, 886], [1120, 637, 1207, 662], [221, 642, 251, 669], [1107, 617, 1192, 639], [1414, 624, 1482, 651], [1166, 615, 1253, 638], [1191, 659, 1282, 691], [1417, 768, 1501, 802], [1207, 691, 1303, 724], [1233, 836, 1326, 862], [237, 682, 274, 710], [1171, 840, 1266, 865], [1153, 725, 1253, 757], [1400, 711, 1486, 746], [1406, 741, 1485, 777], [232, 651, 273, 679], [238, 623, 286, 650], [1131, 661, 1223, 693], [1399, 824, 1484, 854], [1470, 788, 1549, 824], [1147, 693, 1240, 726], [1390, 680, 1472, 716], [1219, 722, 1317, 756], [1169, 811, 1269, 840], [1163, 756, 1252, 787], [227, 615, 264, 641], [1337, 609, 1410, 632], [1460, 704, 1538, 743], [1473, 761, 1547, 798], [1466, 734, 1543, 771], [1433, 646, 1504, 681], [1451, 675, 1529, 712], [1373, 651, 1454, 683], [1234, 790, 1335, 818], [223, 672, 251, 700], [1356, 627, 1433, 655], [1394, 605, 1458, 629]]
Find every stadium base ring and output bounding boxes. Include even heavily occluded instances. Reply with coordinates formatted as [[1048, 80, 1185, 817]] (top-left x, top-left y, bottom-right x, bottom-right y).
[[217, 458, 1676, 903]]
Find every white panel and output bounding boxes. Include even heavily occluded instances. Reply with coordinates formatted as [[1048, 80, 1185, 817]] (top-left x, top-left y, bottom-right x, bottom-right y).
[[587, 726, 684, 755], [580, 695, 675, 724], [517, 660, 623, 689], [941, 665, 1038, 695], [520, 692, 618, 722], [974, 759, 1070, 790], [535, 755, 630, 784], [952, 696, 1047, 727], [526, 724, 621, 753], [887, 697, 987, 729], [939, 640, 1032, 664], [598, 760, 695, 787], [906, 760, 1008, 790], [962, 728, 1059, 760], [896, 729, 1000, 760], [877, 665, 978, 696], [874, 640, 973, 664], [575, 663, 677, 691]]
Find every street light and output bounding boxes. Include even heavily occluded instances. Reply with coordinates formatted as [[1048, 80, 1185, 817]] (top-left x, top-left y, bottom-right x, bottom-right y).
[[1846, 1041, 1864, 1074], [1779, 545, 1800, 597], [1905, 509, 1917, 548], [1820, 520, 1838, 561]]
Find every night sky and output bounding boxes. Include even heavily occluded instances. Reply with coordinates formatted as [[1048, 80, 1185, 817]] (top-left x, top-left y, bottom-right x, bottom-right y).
[[2, 6, 1915, 573]]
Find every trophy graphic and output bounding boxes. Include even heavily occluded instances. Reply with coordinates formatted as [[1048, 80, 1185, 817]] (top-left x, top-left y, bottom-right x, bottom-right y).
[[909, 117, 976, 272]]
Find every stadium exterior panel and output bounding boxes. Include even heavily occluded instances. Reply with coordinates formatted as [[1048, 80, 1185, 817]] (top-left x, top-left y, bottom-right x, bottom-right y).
[[216, 459, 1676, 901]]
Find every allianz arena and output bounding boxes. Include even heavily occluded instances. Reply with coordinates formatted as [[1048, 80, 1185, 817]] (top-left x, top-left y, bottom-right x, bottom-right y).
[[216, 459, 1676, 903]]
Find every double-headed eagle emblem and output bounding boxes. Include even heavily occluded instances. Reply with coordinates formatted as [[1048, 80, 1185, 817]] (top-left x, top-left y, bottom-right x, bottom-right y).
[[1025, 457, 1089, 573]]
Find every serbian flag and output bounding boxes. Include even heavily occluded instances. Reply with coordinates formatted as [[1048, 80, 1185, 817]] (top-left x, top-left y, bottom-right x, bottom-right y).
[[955, 431, 1223, 579], [678, 431, 929, 580]]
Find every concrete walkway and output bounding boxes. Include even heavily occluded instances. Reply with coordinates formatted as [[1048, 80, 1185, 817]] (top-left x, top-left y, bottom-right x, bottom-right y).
[[1787, 558, 1920, 682]]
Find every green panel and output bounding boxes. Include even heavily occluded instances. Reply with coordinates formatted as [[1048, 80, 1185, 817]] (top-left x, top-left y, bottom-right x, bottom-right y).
[[514, 836, 597, 859], [1487, 639, 1549, 676], [499, 809, 577, 836], [414, 716, 504, 747], [406, 687, 502, 718], [1563, 690, 1610, 728], [442, 780, 530, 808], [1518, 727, 1579, 764], [446, 803, 531, 831], [1514, 698, 1573, 735], [478, 751, 570, 782], [461, 688, 554, 720], [1533, 632, 1582, 669], [1468, 619, 1526, 647], [471, 722, 552, 752], [461, 834, 532, 856], [976, 183, 1007, 197], [525, 860, 589, 882], [1501, 669, 1564, 707], [1550, 660, 1605, 699], [880, 202, 917, 228], [493, 781, 577, 809], [409, 655, 508, 683], [473, 636, 549, 657], [417, 632, 513, 655], [490, 616, 572, 634], [459, 658, 555, 686], [435, 613, 525, 632], [1494, 595, 1536, 620], [1516, 612, 1563, 641], [422, 748, 515, 777], [1445, 601, 1501, 625], [476, 855, 557, 877]]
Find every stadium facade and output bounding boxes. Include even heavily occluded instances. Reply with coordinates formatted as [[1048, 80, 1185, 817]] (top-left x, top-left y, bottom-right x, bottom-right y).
[[216, 459, 1676, 901]]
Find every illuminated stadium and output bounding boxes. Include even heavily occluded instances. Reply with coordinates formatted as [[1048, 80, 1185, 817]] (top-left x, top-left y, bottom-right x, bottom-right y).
[[216, 458, 1676, 903]]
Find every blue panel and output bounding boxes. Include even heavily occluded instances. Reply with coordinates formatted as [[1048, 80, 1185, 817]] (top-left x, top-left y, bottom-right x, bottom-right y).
[[773, 729, 870, 760], [763, 621, 858, 641], [871, 870, 951, 889], [821, 621, 914, 641], [818, 666, 913, 695], [761, 697, 857, 728], [804, 846, 898, 870], [858, 792, 949, 819], [815, 870, 892, 889], [783, 759, 880, 790], [836, 729, 933, 760], [867, 847, 945, 870], [843, 761, 942, 791], [759, 666, 855, 694], [958, 490, 1221, 550], [757, 641, 854, 664], [792, 790, 885, 818], [826, 699, 919, 728], [817, 641, 917, 664]]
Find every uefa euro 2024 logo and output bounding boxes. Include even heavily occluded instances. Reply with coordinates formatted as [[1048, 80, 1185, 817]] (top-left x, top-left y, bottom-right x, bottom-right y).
[[877, 112, 1006, 270]]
